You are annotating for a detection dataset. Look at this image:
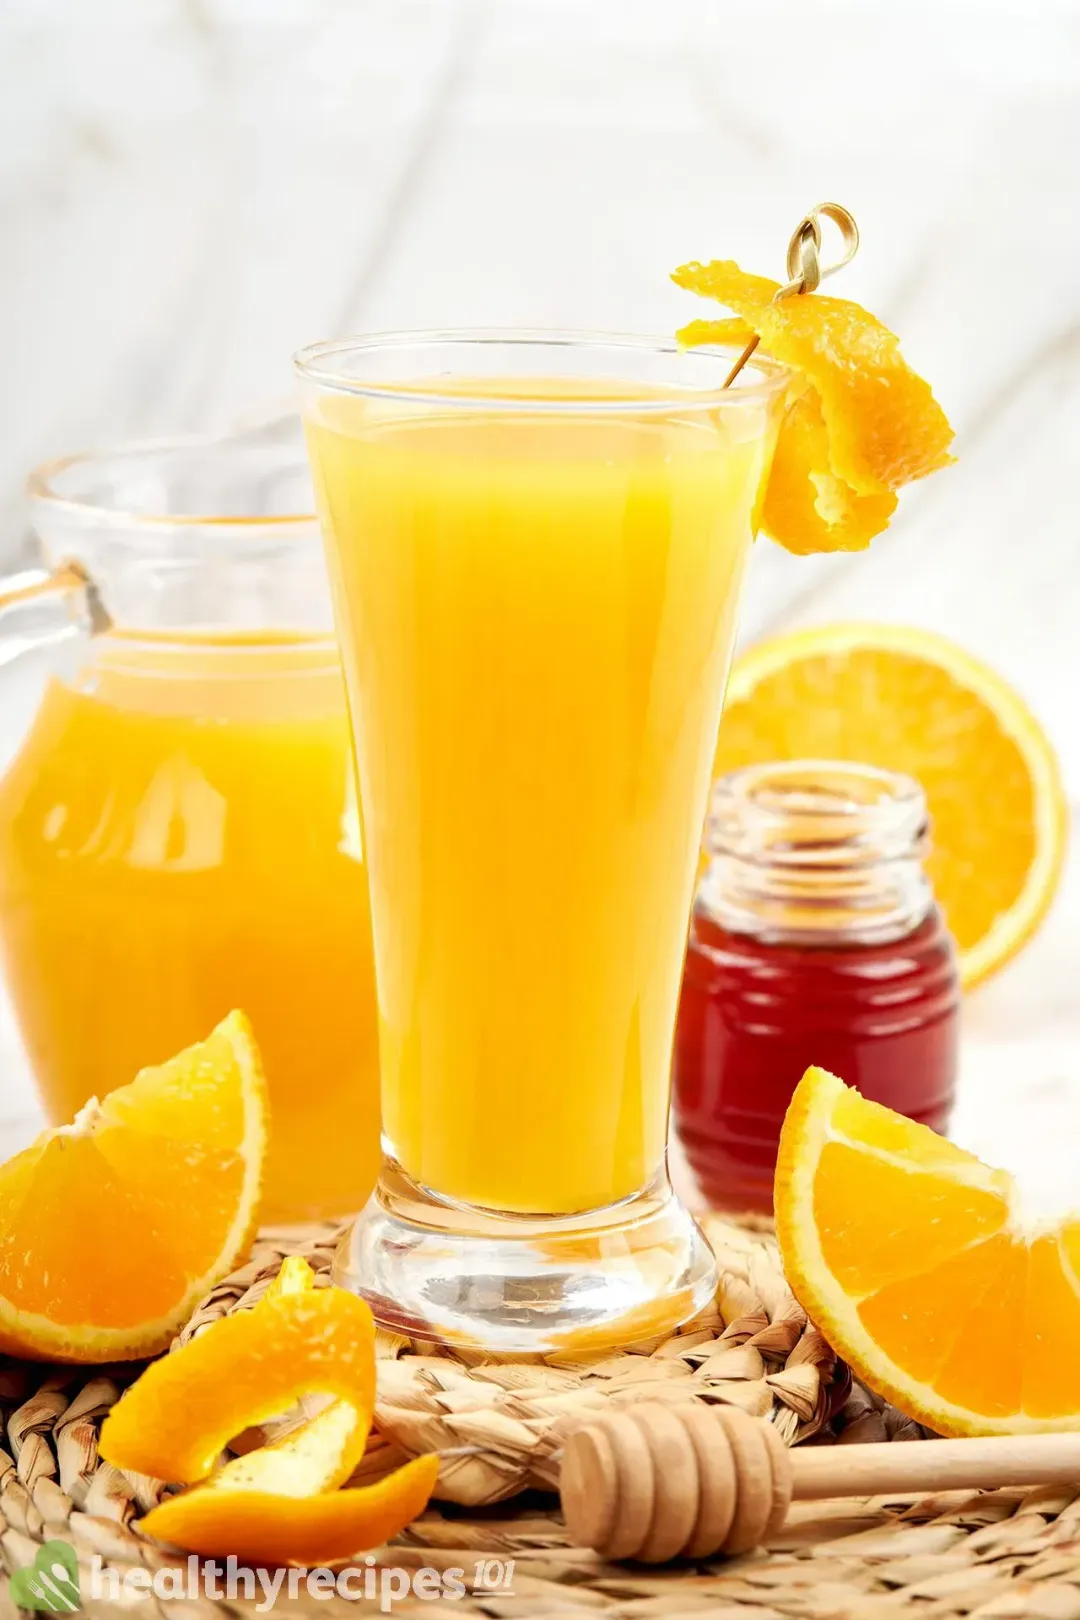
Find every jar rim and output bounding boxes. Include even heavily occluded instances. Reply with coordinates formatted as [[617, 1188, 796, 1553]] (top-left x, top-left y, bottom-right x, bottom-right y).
[[706, 759, 929, 865], [699, 759, 935, 945]]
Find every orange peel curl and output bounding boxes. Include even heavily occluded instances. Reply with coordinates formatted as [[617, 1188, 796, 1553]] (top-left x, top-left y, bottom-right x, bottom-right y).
[[101, 1256, 440, 1561], [139, 1454, 441, 1565], [100, 1257, 377, 1483], [674, 264, 955, 554]]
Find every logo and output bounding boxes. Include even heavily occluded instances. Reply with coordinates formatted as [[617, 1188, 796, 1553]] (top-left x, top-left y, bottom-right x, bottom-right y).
[[8, 1545, 517, 1613], [87, 1554, 515, 1611], [9, 1542, 80, 1612]]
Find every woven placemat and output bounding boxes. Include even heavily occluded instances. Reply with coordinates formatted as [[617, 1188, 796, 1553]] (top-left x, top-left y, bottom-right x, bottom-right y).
[[0, 1218, 1076, 1616], [179, 1217, 928, 1503]]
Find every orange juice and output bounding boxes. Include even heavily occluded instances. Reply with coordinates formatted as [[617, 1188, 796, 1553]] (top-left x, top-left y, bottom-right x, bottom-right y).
[[0, 633, 380, 1221], [306, 383, 778, 1216]]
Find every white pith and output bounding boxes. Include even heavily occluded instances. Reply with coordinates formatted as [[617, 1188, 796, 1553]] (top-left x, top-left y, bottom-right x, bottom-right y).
[[54, 1096, 103, 1139]]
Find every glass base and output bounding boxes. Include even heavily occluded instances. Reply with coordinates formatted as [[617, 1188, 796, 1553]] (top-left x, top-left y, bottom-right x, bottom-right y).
[[332, 1159, 718, 1355]]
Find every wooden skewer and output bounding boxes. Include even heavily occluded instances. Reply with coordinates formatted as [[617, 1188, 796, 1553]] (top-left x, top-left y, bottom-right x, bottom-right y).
[[721, 200, 860, 389], [560, 1402, 1080, 1564]]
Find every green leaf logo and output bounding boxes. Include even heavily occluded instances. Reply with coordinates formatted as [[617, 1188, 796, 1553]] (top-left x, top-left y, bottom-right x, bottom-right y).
[[9, 1542, 80, 1612]]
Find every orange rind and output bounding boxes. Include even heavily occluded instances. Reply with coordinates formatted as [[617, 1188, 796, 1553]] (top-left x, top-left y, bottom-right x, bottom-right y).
[[777, 1066, 1080, 1435], [140, 1455, 441, 1565], [101, 1255, 440, 1563], [715, 623, 1067, 988], [206, 1258, 368, 1497], [674, 263, 954, 553], [0, 1011, 267, 1363], [100, 1257, 376, 1482]]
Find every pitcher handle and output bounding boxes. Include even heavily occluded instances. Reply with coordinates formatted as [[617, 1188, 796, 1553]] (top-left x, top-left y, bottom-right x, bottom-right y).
[[0, 561, 110, 668]]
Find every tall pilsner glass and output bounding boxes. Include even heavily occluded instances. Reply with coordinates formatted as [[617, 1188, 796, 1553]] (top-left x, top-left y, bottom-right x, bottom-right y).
[[297, 332, 786, 1352]]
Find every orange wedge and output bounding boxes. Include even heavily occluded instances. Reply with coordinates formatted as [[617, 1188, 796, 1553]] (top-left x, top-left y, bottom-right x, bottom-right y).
[[777, 1066, 1080, 1436], [0, 1011, 267, 1362], [715, 623, 1067, 989]]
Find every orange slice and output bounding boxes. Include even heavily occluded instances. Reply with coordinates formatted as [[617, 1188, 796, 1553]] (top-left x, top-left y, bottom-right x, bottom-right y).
[[715, 623, 1067, 989], [100, 1257, 376, 1482], [0, 1011, 267, 1362], [776, 1066, 1080, 1435], [673, 263, 954, 553]]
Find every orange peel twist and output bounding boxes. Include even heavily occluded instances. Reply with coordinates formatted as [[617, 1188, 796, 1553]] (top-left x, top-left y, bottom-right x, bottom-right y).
[[100, 1258, 439, 1563], [674, 227, 955, 554]]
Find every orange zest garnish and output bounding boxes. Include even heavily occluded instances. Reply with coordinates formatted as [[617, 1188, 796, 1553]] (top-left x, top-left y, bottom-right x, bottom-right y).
[[673, 264, 954, 553], [100, 1257, 440, 1562], [777, 1067, 1080, 1436], [0, 1011, 267, 1363]]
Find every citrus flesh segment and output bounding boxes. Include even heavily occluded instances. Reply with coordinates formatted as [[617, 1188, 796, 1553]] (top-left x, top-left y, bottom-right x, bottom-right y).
[[1024, 1238, 1080, 1420], [830, 1085, 992, 1169], [812, 1142, 1009, 1297], [716, 623, 1067, 989], [856, 1233, 1015, 1387], [99, 1014, 260, 1148], [0, 1011, 267, 1362], [934, 1237, 1027, 1419], [99, 1263, 376, 1482], [776, 1067, 1080, 1435], [140, 1454, 441, 1565]]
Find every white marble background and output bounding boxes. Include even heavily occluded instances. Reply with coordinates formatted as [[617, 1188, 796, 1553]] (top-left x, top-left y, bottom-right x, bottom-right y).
[[2, 0, 1079, 1201]]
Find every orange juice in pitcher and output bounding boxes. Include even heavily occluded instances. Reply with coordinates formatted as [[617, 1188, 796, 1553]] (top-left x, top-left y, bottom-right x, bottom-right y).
[[0, 428, 380, 1221]]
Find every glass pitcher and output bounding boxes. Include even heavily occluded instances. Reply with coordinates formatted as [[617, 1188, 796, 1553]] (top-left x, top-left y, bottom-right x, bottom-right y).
[[0, 419, 380, 1222]]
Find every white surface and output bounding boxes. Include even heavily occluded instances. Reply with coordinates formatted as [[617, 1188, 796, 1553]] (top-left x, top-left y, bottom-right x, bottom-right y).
[[1, 0, 1079, 1194]]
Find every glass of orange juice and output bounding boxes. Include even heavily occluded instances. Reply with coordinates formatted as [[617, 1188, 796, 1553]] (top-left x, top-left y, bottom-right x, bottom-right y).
[[0, 420, 381, 1221], [298, 332, 787, 1351]]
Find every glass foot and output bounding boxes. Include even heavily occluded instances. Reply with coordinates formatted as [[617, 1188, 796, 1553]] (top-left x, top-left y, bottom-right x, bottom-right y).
[[332, 1159, 718, 1354]]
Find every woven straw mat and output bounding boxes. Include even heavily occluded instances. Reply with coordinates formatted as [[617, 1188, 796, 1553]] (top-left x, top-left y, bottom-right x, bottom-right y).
[[2, 1217, 1078, 1616]]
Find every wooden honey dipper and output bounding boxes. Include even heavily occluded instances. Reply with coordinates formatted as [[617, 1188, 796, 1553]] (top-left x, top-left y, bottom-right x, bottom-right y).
[[560, 1402, 1080, 1563]]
